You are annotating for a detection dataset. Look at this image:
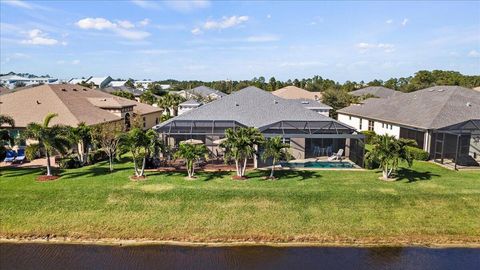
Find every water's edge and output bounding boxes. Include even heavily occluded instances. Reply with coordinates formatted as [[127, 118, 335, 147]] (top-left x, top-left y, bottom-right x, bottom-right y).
[[1, 237, 479, 248]]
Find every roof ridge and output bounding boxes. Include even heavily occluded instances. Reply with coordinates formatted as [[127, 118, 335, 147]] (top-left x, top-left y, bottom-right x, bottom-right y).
[[44, 85, 84, 126]]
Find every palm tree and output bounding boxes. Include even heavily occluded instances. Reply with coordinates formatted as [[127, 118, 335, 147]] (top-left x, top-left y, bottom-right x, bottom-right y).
[[174, 142, 208, 179], [121, 128, 150, 178], [262, 136, 290, 179], [24, 113, 71, 176], [221, 127, 265, 178], [69, 123, 92, 164], [365, 134, 415, 180], [0, 115, 15, 146]]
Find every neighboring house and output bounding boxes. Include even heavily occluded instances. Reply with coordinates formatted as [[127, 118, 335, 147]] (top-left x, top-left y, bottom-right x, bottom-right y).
[[272, 86, 322, 101], [178, 99, 202, 115], [86, 76, 113, 89], [177, 86, 226, 101], [155, 86, 364, 167], [0, 74, 58, 89], [109, 80, 127, 87], [68, 77, 91, 85], [337, 86, 480, 167], [272, 86, 330, 116], [0, 84, 162, 144], [135, 80, 153, 90], [295, 99, 332, 117], [349, 86, 403, 98], [102, 86, 160, 107]]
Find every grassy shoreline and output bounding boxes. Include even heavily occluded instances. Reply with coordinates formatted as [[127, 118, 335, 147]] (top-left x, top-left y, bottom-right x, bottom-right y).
[[1, 160, 479, 247]]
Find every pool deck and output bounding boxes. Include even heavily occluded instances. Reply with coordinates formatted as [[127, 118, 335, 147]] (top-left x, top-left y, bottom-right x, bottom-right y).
[[275, 157, 364, 171]]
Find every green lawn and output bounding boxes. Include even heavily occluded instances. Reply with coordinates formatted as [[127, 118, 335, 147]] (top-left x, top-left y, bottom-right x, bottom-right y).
[[1, 159, 479, 245]]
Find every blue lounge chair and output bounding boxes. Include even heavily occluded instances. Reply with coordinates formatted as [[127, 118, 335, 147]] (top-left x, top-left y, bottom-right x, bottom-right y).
[[3, 150, 16, 163], [15, 149, 26, 163]]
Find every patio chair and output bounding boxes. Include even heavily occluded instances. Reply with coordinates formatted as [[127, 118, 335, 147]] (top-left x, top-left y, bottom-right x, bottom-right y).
[[3, 150, 16, 163], [328, 149, 344, 161], [14, 149, 26, 164], [326, 146, 333, 156]]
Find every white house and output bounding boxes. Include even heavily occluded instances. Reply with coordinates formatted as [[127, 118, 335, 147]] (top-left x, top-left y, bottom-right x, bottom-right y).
[[1, 74, 58, 89], [337, 86, 480, 167], [178, 99, 202, 115]]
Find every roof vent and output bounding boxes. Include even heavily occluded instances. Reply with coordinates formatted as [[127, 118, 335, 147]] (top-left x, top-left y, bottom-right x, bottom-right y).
[[73, 88, 78, 91], [36, 100, 41, 104], [274, 100, 278, 104], [437, 89, 444, 92], [83, 88, 87, 91], [428, 89, 434, 92], [235, 102, 239, 106], [61, 88, 67, 92], [466, 102, 472, 107], [301, 100, 309, 104]]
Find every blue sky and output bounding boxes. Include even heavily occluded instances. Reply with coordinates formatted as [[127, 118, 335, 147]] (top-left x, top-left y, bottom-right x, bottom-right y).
[[1, 0, 479, 82]]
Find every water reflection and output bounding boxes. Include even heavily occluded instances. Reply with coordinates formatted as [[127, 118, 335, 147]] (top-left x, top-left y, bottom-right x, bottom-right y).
[[0, 243, 479, 270]]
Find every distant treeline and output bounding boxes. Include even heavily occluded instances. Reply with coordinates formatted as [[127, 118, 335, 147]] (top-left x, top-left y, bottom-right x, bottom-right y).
[[0, 71, 51, 78], [157, 70, 480, 94]]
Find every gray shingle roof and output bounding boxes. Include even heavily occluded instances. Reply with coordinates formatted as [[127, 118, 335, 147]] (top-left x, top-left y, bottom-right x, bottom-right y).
[[350, 86, 403, 98], [186, 86, 226, 98], [102, 86, 144, 97], [180, 99, 202, 106], [338, 86, 480, 130], [158, 86, 346, 129]]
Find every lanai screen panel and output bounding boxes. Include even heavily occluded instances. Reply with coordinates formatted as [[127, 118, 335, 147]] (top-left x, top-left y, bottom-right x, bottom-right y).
[[156, 120, 246, 135], [259, 120, 355, 135]]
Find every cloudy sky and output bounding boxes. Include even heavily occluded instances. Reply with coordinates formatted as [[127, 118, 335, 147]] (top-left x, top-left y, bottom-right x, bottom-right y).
[[0, 0, 479, 82]]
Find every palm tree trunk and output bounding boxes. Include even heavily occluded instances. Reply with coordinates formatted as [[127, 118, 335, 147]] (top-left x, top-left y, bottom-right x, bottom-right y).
[[270, 158, 275, 178], [140, 157, 146, 177], [108, 153, 113, 172], [46, 151, 52, 176], [235, 160, 240, 176], [242, 158, 247, 177]]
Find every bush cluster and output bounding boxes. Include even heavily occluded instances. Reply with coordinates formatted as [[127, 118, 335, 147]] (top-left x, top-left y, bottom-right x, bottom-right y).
[[407, 146, 430, 161]]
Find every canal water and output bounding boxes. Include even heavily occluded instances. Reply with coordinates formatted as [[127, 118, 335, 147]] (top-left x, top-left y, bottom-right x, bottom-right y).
[[1, 243, 479, 270]]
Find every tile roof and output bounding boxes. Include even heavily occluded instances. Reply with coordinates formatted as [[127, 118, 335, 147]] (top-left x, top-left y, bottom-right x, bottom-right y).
[[0, 84, 161, 128], [272, 86, 322, 100], [158, 86, 345, 129], [338, 86, 480, 130]]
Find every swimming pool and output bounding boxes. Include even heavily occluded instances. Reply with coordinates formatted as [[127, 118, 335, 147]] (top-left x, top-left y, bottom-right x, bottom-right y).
[[280, 161, 355, 169]]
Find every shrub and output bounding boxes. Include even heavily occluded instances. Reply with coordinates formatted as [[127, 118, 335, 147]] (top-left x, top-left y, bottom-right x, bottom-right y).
[[25, 144, 41, 160], [361, 130, 377, 144], [407, 146, 429, 161], [58, 156, 82, 169], [87, 150, 108, 164]]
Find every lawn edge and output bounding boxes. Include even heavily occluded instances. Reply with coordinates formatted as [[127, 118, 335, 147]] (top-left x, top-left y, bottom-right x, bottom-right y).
[[1, 237, 479, 248]]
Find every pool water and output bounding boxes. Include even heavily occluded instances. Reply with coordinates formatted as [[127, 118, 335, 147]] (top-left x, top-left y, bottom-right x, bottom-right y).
[[281, 161, 355, 169]]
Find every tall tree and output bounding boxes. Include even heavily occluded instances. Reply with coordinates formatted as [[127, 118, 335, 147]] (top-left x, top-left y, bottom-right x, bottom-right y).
[[365, 135, 416, 180], [174, 142, 208, 179], [262, 136, 290, 179], [69, 123, 92, 164], [92, 121, 124, 172], [221, 127, 265, 178], [139, 90, 158, 105], [23, 113, 71, 176], [121, 128, 150, 178]]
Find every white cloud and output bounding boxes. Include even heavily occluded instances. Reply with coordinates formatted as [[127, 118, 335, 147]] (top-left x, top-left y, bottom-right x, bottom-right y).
[[72, 59, 80, 65], [117, 20, 135, 29], [21, 29, 59, 45], [165, 0, 210, 12], [266, 14, 272, 19], [191, 27, 202, 35], [203, 15, 248, 30], [76, 18, 116, 30], [3, 0, 32, 9], [245, 35, 279, 42], [130, 0, 160, 9], [139, 18, 150, 26], [468, 50, 480, 58], [386, 19, 393, 24], [401, 18, 409, 26], [57, 59, 80, 65], [76, 17, 150, 40], [356, 42, 395, 53], [192, 15, 249, 34]]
